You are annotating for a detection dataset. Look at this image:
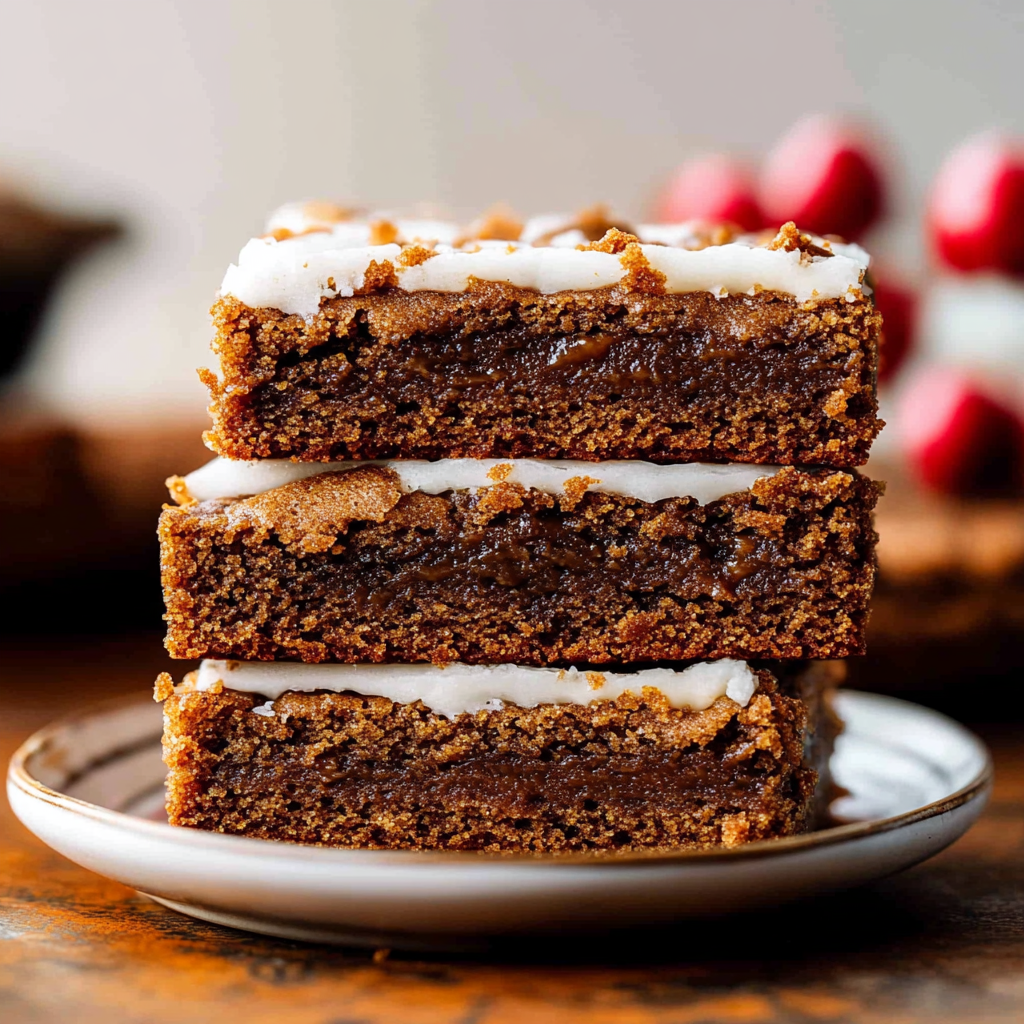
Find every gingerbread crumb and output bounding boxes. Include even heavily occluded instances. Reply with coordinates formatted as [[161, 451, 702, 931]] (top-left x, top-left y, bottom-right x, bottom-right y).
[[578, 227, 640, 255], [264, 225, 344, 241], [766, 222, 802, 252], [360, 259, 398, 291], [719, 813, 751, 846], [574, 204, 632, 242], [571, 228, 667, 295], [165, 475, 194, 506], [823, 388, 850, 418], [154, 673, 174, 702], [530, 204, 634, 246], [619, 242, 667, 294], [368, 220, 399, 246], [302, 200, 355, 224], [560, 475, 599, 511], [486, 462, 514, 483], [473, 481, 525, 516], [454, 204, 524, 248], [397, 244, 438, 268], [766, 222, 834, 260]]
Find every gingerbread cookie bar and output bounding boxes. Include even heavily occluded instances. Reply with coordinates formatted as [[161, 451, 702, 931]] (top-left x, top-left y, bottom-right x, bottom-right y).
[[204, 211, 881, 467], [159, 459, 880, 665], [160, 658, 842, 852]]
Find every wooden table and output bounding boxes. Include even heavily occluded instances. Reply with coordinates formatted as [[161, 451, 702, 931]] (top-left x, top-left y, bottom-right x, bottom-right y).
[[3, 635, 1023, 1024]]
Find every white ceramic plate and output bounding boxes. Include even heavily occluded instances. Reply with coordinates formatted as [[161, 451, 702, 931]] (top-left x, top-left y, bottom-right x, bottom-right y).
[[8, 690, 991, 949]]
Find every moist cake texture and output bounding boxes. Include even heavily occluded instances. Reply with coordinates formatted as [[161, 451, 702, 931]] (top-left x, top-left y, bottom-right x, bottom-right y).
[[206, 285, 881, 466], [204, 217, 881, 466], [159, 464, 880, 665], [160, 661, 841, 852]]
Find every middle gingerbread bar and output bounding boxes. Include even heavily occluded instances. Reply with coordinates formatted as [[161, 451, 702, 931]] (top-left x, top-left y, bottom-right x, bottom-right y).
[[161, 458, 880, 665]]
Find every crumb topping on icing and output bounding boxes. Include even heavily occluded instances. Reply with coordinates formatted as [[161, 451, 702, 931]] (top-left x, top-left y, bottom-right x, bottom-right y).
[[454, 204, 524, 247], [367, 219, 399, 246], [766, 221, 835, 261], [396, 244, 437, 268], [220, 204, 871, 318]]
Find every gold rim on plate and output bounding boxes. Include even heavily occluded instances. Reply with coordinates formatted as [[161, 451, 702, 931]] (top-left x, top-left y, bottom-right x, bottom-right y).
[[7, 691, 994, 868]]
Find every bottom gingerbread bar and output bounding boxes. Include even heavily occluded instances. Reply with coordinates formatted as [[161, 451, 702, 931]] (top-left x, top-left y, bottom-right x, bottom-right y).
[[159, 659, 842, 852]]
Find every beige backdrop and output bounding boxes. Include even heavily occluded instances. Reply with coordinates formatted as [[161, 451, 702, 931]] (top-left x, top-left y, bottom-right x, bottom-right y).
[[3, 0, 1022, 420]]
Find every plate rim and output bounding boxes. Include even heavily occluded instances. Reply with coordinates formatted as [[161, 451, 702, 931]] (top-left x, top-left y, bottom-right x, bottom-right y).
[[7, 689, 994, 869]]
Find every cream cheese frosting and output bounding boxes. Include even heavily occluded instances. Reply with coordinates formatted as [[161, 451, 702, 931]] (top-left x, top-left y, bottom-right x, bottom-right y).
[[180, 456, 782, 505], [220, 208, 870, 319], [193, 659, 759, 720]]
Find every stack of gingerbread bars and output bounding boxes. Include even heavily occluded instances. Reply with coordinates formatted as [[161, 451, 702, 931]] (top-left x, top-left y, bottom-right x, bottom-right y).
[[156, 206, 882, 851]]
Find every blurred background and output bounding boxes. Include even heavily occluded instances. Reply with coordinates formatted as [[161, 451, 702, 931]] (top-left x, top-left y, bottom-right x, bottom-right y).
[[2, 0, 1023, 713]]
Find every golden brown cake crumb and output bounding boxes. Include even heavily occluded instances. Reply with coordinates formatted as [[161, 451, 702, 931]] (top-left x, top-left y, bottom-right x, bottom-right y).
[[767, 221, 835, 259], [226, 466, 402, 553], [396, 244, 437, 268], [454, 204, 524, 246], [578, 227, 639, 254], [302, 200, 356, 224], [527, 204, 633, 247], [153, 672, 174, 702], [358, 258, 398, 291], [165, 474, 193, 507], [367, 219, 399, 246]]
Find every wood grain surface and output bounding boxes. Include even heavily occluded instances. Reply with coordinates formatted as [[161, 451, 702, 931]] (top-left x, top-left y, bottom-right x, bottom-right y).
[[2, 635, 1023, 1024]]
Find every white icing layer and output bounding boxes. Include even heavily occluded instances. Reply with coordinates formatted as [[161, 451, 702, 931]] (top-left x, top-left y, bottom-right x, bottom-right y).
[[194, 659, 758, 720], [221, 212, 870, 319], [181, 456, 781, 505]]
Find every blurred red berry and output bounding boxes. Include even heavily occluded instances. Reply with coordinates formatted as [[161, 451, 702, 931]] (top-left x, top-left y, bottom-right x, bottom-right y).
[[900, 368, 1024, 496], [759, 115, 885, 239], [657, 154, 764, 230], [927, 133, 1024, 275], [872, 276, 917, 384]]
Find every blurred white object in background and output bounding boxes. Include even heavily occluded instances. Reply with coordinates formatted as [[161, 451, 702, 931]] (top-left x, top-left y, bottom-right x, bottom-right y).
[[920, 277, 1024, 378]]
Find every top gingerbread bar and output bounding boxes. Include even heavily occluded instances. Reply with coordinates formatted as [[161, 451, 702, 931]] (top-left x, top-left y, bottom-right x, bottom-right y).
[[203, 204, 882, 467]]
